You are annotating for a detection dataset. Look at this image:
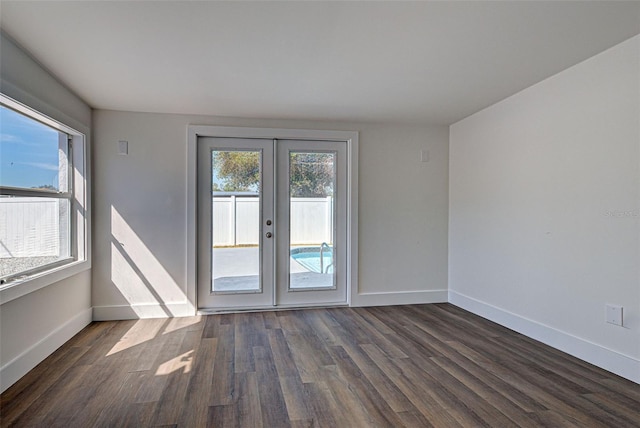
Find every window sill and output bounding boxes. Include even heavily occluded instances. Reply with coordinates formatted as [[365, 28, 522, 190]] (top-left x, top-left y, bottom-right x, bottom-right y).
[[0, 259, 91, 305]]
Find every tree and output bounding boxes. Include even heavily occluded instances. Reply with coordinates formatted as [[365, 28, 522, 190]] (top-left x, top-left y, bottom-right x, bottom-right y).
[[212, 151, 334, 197], [31, 184, 57, 191], [212, 151, 260, 192], [289, 153, 334, 197]]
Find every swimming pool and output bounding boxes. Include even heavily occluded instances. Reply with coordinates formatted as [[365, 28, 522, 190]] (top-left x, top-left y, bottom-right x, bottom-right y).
[[290, 245, 334, 274]]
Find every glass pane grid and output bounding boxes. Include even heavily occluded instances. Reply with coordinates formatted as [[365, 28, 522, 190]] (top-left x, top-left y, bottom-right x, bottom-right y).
[[0, 104, 73, 281]]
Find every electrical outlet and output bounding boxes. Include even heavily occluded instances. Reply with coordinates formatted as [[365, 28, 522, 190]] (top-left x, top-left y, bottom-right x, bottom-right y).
[[605, 304, 623, 326]]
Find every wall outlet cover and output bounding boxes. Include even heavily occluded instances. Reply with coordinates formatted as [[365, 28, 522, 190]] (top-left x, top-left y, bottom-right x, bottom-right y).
[[605, 304, 623, 326], [118, 140, 129, 155]]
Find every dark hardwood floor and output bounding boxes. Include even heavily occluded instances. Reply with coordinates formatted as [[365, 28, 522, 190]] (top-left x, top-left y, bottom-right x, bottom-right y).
[[1, 304, 639, 427]]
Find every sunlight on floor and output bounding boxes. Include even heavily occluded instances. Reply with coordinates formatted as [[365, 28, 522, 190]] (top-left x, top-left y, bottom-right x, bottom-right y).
[[155, 350, 194, 376], [107, 318, 166, 356], [163, 316, 202, 335]]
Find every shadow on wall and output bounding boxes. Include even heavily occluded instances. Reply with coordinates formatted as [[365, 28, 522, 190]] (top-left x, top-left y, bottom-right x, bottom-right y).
[[110, 206, 188, 318]]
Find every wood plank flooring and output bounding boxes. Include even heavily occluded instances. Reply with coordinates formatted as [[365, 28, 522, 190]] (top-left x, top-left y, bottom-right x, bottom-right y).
[[1, 304, 639, 427]]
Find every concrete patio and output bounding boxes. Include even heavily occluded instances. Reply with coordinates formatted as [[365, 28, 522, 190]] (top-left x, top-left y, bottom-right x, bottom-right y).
[[212, 247, 333, 291]]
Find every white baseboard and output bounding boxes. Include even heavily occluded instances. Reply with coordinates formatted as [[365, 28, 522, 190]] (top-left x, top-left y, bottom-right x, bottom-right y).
[[351, 289, 448, 307], [449, 290, 640, 384], [0, 307, 93, 393], [92, 302, 196, 321]]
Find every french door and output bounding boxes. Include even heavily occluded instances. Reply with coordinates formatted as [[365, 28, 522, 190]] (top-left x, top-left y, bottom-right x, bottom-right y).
[[197, 137, 347, 310]]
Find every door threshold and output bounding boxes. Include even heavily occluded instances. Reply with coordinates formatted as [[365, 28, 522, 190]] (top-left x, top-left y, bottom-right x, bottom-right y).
[[198, 302, 349, 315]]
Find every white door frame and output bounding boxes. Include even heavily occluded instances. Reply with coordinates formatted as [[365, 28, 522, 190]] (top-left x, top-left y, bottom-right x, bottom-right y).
[[187, 126, 359, 313]]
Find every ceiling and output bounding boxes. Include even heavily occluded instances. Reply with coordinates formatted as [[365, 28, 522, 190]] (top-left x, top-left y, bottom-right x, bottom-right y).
[[1, 1, 639, 125]]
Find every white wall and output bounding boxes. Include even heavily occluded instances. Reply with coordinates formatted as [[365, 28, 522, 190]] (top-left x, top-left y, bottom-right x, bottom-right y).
[[0, 32, 93, 392], [449, 35, 640, 383], [92, 111, 449, 318]]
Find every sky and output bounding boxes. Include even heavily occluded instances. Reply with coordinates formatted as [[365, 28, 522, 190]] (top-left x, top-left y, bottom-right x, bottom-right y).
[[0, 105, 61, 190]]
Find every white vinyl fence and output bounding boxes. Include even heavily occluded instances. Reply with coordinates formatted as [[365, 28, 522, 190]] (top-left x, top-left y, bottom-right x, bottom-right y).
[[0, 195, 332, 258], [213, 196, 333, 246], [0, 197, 63, 258]]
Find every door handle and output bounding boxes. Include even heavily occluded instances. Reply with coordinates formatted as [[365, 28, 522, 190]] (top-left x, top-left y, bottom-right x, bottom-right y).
[[266, 232, 273, 238]]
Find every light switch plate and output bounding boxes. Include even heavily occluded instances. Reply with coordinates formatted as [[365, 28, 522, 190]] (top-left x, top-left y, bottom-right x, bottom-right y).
[[118, 140, 129, 155], [605, 304, 623, 326]]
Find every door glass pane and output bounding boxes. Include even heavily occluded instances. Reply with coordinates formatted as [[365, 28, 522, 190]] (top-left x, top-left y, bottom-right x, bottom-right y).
[[289, 152, 336, 289], [211, 150, 261, 292]]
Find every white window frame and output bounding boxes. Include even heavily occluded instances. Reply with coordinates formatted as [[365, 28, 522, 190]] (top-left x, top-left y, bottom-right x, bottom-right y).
[[0, 94, 90, 304]]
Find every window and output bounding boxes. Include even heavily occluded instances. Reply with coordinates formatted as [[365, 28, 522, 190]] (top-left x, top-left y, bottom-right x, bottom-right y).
[[0, 95, 87, 290]]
